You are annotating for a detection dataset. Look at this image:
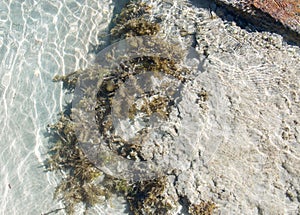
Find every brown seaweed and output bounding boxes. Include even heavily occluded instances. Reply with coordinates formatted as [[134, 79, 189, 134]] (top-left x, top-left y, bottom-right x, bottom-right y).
[[46, 1, 215, 214]]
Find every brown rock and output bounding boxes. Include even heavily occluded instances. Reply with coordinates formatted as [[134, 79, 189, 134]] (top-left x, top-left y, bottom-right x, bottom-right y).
[[251, 0, 300, 32], [212, 0, 300, 45]]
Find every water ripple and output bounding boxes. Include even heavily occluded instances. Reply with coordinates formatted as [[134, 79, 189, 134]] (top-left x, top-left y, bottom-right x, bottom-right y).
[[0, 0, 115, 214]]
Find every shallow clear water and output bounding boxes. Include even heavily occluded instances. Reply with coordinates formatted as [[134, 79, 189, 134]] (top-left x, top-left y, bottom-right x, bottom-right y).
[[1, 0, 300, 214], [0, 0, 114, 214]]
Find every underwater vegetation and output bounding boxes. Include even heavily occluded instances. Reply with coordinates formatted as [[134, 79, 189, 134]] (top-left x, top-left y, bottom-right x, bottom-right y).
[[188, 201, 216, 215], [52, 71, 80, 91], [46, 114, 108, 214], [94, 53, 189, 162], [46, 0, 215, 214], [110, 1, 160, 39], [126, 176, 173, 215]]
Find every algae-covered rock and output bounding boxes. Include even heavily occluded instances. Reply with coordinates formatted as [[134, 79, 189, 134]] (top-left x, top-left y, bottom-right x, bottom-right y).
[[47, 0, 300, 214], [47, 1, 213, 214]]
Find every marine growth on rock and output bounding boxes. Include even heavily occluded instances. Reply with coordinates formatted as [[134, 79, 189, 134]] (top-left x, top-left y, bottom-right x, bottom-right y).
[[46, 1, 215, 214]]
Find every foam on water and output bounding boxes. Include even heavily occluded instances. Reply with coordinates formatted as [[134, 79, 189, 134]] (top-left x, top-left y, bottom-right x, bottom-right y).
[[0, 0, 116, 214]]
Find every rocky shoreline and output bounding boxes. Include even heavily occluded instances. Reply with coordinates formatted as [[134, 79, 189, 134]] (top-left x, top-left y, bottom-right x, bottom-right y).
[[47, 0, 300, 214], [211, 0, 300, 46]]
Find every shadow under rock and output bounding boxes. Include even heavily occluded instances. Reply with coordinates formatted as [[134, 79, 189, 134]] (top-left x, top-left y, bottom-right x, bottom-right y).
[[189, 0, 300, 46]]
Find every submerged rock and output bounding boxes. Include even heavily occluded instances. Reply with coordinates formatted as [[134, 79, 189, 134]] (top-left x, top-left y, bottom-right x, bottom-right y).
[[48, 0, 300, 214], [145, 0, 300, 214]]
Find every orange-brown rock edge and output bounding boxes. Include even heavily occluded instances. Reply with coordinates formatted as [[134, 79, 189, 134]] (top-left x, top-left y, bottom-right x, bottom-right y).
[[214, 0, 300, 44], [251, 0, 300, 32]]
